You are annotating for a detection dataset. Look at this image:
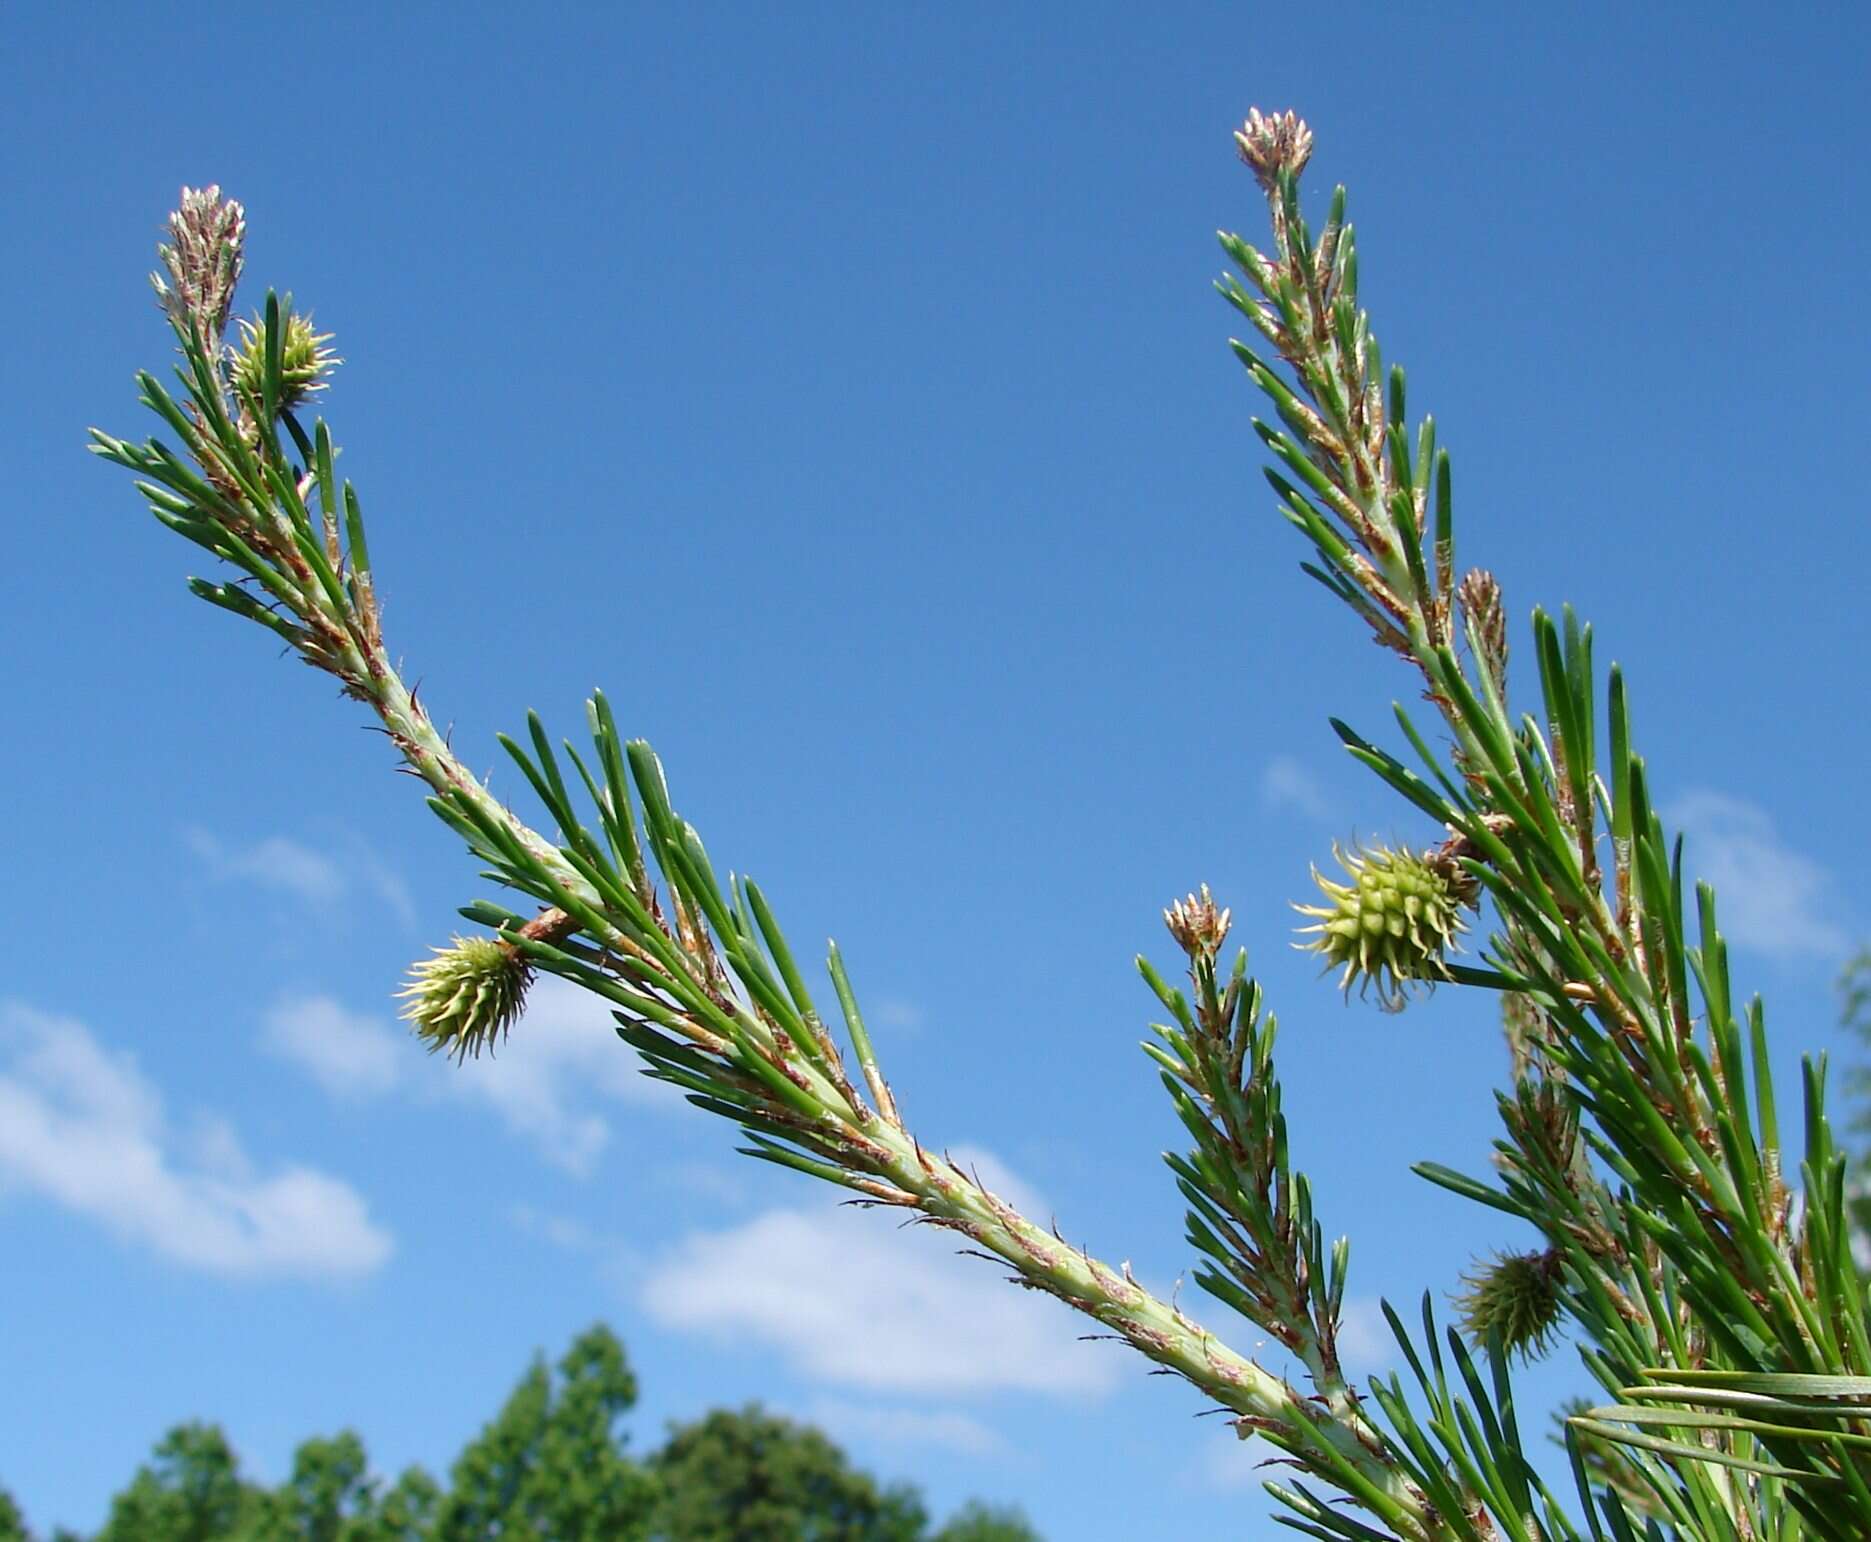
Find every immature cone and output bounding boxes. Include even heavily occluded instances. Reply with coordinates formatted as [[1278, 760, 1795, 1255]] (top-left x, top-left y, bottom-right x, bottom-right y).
[[1455, 1249, 1565, 1361], [399, 936, 531, 1062], [1458, 568, 1509, 694], [1164, 884, 1232, 960], [1234, 108, 1313, 191], [1295, 843, 1469, 1008], [232, 309, 339, 413]]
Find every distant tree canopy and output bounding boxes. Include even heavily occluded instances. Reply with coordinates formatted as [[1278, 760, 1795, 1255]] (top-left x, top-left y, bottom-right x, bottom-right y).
[[4, 1326, 1037, 1542]]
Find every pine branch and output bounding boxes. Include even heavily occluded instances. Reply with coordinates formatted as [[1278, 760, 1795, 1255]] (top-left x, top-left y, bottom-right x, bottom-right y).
[[94, 182, 1449, 1542], [94, 108, 1871, 1539]]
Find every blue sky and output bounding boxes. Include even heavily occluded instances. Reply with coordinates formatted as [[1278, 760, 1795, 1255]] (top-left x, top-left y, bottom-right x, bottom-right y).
[[4, 4, 1870, 1536]]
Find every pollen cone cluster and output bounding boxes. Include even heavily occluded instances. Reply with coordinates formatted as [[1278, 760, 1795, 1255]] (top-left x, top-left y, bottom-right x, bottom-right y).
[[399, 936, 531, 1062], [1295, 843, 1470, 1008], [152, 184, 246, 346], [1164, 883, 1232, 959]]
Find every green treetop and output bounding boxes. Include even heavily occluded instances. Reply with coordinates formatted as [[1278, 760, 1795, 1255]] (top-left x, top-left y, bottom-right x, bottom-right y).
[[648, 1406, 928, 1542], [94, 1424, 269, 1542], [432, 1324, 658, 1542], [3, 1327, 1032, 1542], [927, 1502, 1041, 1542]]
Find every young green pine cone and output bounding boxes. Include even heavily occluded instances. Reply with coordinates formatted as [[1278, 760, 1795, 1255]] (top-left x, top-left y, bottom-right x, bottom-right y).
[[231, 307, 338, 413], [399, 936, 531, 1063], [1294, 842, 1469, 1008], [1455, 1249, 1565, 1361]]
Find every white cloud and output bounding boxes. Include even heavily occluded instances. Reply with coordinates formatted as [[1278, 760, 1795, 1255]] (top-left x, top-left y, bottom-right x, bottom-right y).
[[658, 1161, 755, 1208], [261, 974, 676, 1176], [189, 827, 346, 907], [263, 995, 404, 1099], [872, 998, 924, 1036], [1667, 791, 1850, 959], [943, 1143, 1048, 1220], [805, 1398, 1005, 1457], [1334, 1297, 1397, 1377], [0, 1002, 391, 1280], [186, 827, 415, 927], [1260, 756, 1333, 821], [511, 1204, 600, 1253], [508, 1204, 644, 1294], [1194, 1426, 1267, 1492], [446, 974, 677, 1176], [351, 851, 419, 929], [1194, 1427, 1259, 1491], [639, 1151, 1122, 1398]]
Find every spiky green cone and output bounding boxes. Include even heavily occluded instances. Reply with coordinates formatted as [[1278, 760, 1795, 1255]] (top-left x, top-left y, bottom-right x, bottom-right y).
[[399, 936, 531, 1062], [231, 307, 338, 412], [1295, 843, 1469, 1008], [1455, 1249, 1565, 1361]]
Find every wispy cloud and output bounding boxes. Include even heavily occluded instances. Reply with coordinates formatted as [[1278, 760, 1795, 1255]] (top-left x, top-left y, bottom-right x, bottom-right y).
[[639, 1151, 1121, 1398], [186, 827, 416, 927], [510, 1204, 601, 1254], [508, 1203, 643, 1292], [872, 998, 925, 1036], [448, 975, 677, 1174], [1193, 1427, 1264, 1492], [1334, 1297, 1397, 1377], [656, 1161, 755, 1208], [1260, 755, 1333, 821], [188, 827, 346, 907], [0, 1001, 391, 1280], [942, 1143, 1048, 1219], [351, 850, 419, 928], [1667, 791, 1850, 959], [263, 995, 405, 1099], [265, 975, 677, 1177], [804, 1398, 1005, 1457]]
